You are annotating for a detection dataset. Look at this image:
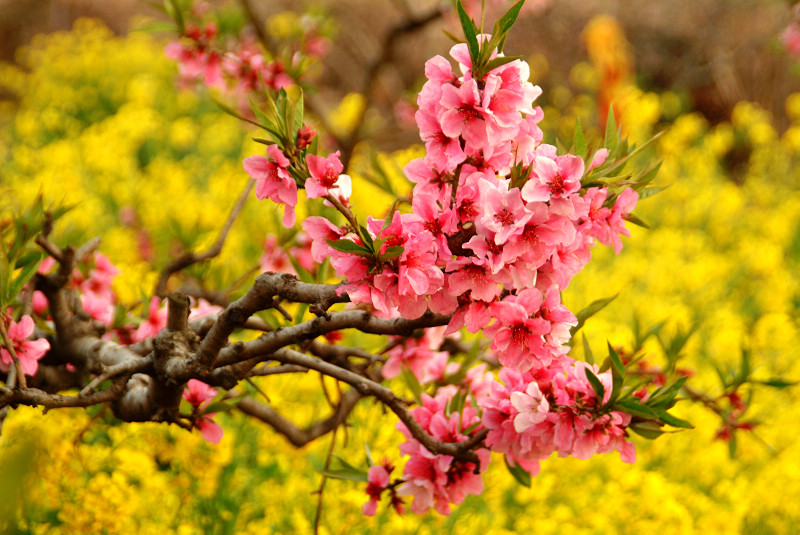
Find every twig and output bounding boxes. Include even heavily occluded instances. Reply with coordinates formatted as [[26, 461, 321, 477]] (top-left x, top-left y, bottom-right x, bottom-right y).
[[249, 363, 308, 377], [270, 347, 485, 462], [236, 388, 361, 448], [0, 316, 26, 389], [314, 428, 337, 535], [0, 377, 129, 410], [79, 357, 153, 397], [215, 308, 450, 368], [154, 179, 253, 296], [194, 272, 349, 370], [338, 4, 446, 169]]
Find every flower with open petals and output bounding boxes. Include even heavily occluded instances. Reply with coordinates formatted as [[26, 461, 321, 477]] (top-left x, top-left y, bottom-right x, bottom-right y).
[[0, 315, 49, 377]]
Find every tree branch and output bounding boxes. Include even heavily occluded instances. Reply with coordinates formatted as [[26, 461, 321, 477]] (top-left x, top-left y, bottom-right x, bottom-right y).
[[236, 388, 361, 447], [269, 347, 485, 462], [154, 178, 253, 296]]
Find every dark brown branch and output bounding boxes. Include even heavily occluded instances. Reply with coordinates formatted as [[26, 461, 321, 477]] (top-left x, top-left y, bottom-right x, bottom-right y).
[[269, 347, 485, 462], [248, 363, 308, 377], [215, 309, 450, 368], [193, 272, 349, 371], [154, 178, 253, 296], [236, 388, 361, 447], [0, 377, 128, 410]]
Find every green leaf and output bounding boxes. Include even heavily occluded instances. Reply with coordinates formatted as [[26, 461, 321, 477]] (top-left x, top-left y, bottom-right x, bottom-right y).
[[164, 0, 185, 34], [293, 88, 304, 134], [401, 367, 423, 404], [637, 184, 668, 201], [582, 332, 594, 365], [504, 457, 531, 488], [615, 397, 658, 419], [607, 342, 625, 404], [754, 378, 798, 389], [623, 212, 650, 229], [213, 96, 270, 130], [379, 246, 404, 262], [8, 259, 42, 301], [604, 106, 618, 156], [571, 294, 618, 336], [584, 367, 606, 404], [657, 410, 693, 429], [326, 239, 373, 257], [456, 0, 480, 63], [358, 225, 375, 251], [497, 0, 526, 34], [573, 117, 588, 158], [484, 55, 523, 73], [629, 420, 665, 439]]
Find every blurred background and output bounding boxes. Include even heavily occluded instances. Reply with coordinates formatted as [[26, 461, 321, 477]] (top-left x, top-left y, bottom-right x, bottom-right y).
[[1, 0, 800, 533]]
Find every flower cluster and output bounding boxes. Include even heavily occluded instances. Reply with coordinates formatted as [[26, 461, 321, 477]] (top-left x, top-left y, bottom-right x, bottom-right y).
[[0, 315, 50, 377], [182, 378, 224, 444], [480, 362, 635, 476], [395, 387, 490, 515], [293, 38, 639, 515]]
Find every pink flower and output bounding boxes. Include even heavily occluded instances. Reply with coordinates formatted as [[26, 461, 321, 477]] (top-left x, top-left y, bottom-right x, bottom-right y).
[[183, 378, 217, 407], [243, 145, 298, 227], [362, 463, 404, 516], [132, 297, 167, 342], [305, 151, 350, 200], [396, 389, 489, 515], [510, 382, 550, 432], [183, 379, 224, 444], [0, 315, 49, 377], [188, 299, 223, 320], [197, 416, 224, 444], [259, 235, 296, 275]]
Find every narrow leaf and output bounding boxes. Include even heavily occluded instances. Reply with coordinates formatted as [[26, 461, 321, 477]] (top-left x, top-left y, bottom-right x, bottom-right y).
[[504, 457, 531, 488], [623, 212, 650, 229], [571, 294, 618, 336], [604, 106, 618, 156], [582, 332, 594, 365], [584, 367, 606, 404], [573, 117, 588, 158], [657, 410, 693, 429], [629, 421, 665, 439], [456, 0, 480, 62], [616, 397, 658, 419]]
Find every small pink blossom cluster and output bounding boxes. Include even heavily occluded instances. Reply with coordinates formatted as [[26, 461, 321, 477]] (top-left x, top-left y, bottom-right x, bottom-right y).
[[33, 253, 119, 326], [243, 143, 351, 229], [259, 234, 315, 276], [165, 23, 293, 104], [183, 378, 224, 443], [382, 327, 449, 383], [480, 362, 635, 476], [362, 460, 405, 516], [0, 314, 50, 377], [395, 387, 490, 515]]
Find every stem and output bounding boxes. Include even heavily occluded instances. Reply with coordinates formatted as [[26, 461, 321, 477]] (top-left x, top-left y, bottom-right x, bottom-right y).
[[0, 316, 26, 389]]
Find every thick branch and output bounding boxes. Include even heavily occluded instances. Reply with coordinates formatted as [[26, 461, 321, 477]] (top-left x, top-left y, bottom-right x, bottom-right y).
[[0, 377, 128, 410], [236, 388, 361, 447], [193, 272, 349, 370], [215, 309, 450, 369], [269, 348, 485, 462]]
